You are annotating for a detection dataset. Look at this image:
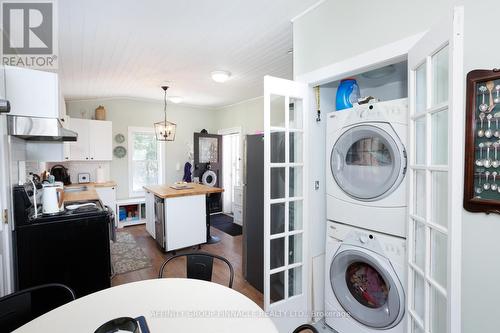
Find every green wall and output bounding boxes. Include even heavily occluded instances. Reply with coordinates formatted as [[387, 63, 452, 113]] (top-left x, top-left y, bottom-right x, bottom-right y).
[[66, 98, 218, 199]]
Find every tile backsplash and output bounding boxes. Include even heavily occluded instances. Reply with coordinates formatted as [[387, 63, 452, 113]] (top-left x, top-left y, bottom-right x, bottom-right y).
[[46, 162, 111, 184]]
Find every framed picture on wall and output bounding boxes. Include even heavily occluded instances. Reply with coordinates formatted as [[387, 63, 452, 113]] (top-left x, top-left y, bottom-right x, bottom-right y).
[[464, 68, 500, 214]]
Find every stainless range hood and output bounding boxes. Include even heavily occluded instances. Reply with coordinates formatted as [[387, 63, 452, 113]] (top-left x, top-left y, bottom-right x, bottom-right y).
[[7, 115, 78, 142]]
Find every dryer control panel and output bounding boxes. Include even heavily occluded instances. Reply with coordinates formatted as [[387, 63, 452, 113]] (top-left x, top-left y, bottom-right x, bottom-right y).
[[327, 98, 408, 133]]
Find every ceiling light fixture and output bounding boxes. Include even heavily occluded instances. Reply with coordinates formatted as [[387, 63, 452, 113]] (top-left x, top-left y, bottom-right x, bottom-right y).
[[211, 70, 231, 83], [169, 96, 183, 104], [154, 86, 177, 141]]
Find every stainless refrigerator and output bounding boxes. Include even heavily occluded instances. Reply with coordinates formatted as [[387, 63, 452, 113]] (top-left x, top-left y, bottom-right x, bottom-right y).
[[242, 134, 264, 292]]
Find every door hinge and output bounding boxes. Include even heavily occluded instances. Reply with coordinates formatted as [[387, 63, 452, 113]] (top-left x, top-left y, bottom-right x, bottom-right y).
[[2, 209, 8, 224]]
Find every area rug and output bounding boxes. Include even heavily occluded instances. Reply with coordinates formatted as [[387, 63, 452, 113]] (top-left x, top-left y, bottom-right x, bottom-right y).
[[110, 231, 152, 275], [211, 214, 242, 236]]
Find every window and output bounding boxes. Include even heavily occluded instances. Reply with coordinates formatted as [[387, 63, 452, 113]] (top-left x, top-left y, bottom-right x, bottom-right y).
[[128, 127, 163, 197]]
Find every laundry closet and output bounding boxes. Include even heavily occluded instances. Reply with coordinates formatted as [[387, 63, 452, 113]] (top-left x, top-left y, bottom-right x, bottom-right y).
[[262, 7, 462, 333]]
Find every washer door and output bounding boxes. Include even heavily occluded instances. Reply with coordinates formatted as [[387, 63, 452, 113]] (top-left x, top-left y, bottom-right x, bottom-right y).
[[202, 170, 217, 187], [330, 124, 406, 201], [330, 245, 405, 329]]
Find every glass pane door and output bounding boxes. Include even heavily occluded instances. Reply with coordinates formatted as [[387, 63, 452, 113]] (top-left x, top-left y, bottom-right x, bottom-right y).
[[407, 7, 463, 330], [264, 76, 309, 332]]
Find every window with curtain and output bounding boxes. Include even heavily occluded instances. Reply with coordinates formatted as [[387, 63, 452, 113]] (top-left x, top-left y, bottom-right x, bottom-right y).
[[128, 127, 163, 197]]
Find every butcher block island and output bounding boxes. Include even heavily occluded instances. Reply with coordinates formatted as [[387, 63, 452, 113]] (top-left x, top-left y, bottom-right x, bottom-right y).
[[143, 183, 224, 252]]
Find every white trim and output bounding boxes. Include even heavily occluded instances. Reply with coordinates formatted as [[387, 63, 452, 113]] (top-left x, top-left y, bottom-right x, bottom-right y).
[[448, 6, 464, 333], [128, 126, 163, 198], [290, 0, 326, 22], [217, 127, 242, 135], [295, 33, 425, 85], [0, 114, 13, 296]]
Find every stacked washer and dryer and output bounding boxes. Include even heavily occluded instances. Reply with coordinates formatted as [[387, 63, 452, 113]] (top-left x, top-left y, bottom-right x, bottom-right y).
[[324, 98, 408, 333]]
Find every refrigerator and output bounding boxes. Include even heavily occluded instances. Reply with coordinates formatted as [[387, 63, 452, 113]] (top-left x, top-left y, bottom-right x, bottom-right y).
[[243, 134, 264, 292]]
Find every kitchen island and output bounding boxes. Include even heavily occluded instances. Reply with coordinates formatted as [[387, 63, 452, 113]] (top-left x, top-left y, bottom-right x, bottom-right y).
[[143, 183, 224, 252]]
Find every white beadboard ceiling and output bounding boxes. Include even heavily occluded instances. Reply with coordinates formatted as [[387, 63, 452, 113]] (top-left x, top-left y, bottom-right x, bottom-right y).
[[59, 0, 319, 108]]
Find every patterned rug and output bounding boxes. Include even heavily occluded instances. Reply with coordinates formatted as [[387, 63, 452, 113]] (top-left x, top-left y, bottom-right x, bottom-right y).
[[110, 231, 152, 275]]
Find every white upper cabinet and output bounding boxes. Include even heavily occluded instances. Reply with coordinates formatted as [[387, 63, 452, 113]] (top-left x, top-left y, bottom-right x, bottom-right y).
[[90, 120, 112, 161], [4, 65, 58, 118], [69, 118, 112, 161]]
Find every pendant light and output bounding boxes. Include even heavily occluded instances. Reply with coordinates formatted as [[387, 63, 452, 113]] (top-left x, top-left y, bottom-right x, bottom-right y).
[[154, 85, 177, 141]]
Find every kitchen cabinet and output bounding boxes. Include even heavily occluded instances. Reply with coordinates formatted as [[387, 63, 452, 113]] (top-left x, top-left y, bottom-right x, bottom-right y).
[[145, 190, 155, 239], [69, 118, 112, 161], [4, 65, 59, 118], [95, 186, 116, 224]]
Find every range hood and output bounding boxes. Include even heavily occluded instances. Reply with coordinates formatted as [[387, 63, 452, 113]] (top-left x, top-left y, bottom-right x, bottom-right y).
[[7, 115, 78, 142]]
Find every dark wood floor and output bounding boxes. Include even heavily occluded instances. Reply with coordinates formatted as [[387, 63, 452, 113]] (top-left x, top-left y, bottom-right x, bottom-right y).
[[111, 224, 264, 308]]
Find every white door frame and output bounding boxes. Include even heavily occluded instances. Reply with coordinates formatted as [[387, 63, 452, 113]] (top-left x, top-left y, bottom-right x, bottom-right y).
[[295, 33, 424, 86], [218, 127, 242, 214], [0, 114, 13, 296]]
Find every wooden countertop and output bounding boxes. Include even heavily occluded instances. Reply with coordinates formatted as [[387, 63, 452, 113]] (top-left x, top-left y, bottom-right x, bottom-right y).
[[63, 187, 100, 203], [143, 183, 224, 199], [65, 181, 117, 188]]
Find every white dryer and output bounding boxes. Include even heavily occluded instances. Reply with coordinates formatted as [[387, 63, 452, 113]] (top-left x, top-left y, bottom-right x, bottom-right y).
[[325, 221, 406, 333], [326, 99, 408, 237]]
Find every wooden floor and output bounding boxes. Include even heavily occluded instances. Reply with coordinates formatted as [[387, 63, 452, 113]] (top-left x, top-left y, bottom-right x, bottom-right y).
[[111, 224, 264, 308]]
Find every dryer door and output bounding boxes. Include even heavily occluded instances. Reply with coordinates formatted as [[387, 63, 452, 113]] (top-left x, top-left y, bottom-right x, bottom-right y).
[[330, 245, 405, 329], [330, 123, 406, 201]]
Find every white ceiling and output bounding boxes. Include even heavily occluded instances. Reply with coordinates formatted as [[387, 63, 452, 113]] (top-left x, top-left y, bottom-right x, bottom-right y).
[[59, 0, 319, 108]]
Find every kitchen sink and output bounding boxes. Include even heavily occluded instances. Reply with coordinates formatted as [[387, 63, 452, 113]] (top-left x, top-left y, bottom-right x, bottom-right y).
[[64, 186, 89, 192]]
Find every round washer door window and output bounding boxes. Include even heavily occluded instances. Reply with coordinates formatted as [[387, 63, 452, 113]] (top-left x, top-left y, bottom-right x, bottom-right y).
[[330, 247, 405, 329], [330, 124, 406, 201]]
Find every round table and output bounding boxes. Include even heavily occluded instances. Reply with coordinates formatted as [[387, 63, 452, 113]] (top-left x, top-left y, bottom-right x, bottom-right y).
[[14, 279, 278, 333]]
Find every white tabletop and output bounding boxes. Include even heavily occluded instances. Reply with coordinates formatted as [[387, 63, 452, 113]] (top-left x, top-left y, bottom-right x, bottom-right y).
[[14, 278, 278, 333]]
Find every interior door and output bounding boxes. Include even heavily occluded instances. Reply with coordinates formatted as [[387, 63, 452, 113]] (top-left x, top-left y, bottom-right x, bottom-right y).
[[264, 75, 309, 332], [194, 132, 223, 213], [407, 7, 463, 333]]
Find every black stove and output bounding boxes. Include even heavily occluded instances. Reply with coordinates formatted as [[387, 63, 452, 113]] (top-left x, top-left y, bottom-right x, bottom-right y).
[[27, 200, 106, 223], [13, 185, 108, 226], [12, 185, 113, 298]]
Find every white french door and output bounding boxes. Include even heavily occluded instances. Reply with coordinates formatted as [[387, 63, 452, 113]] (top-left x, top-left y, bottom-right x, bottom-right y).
[[407, 7, 463, 333], [264, 75, 309, 332]]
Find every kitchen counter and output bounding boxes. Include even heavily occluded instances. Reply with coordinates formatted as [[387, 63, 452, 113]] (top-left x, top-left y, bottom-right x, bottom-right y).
[[65, 181, 117, 188], [63, 187, 100, 203], [143, 183, 223, 199]]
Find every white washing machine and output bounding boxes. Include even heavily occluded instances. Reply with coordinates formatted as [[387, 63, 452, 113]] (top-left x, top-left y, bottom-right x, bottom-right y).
[[326, 98, 408, 238], [325, 221, 406, 333]]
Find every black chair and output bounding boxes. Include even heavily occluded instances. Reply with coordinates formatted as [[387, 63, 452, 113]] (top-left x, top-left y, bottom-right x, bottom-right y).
[[0, 283, 75, 333], [292, 324, 319, 333], [158, 252, 234, 288]]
